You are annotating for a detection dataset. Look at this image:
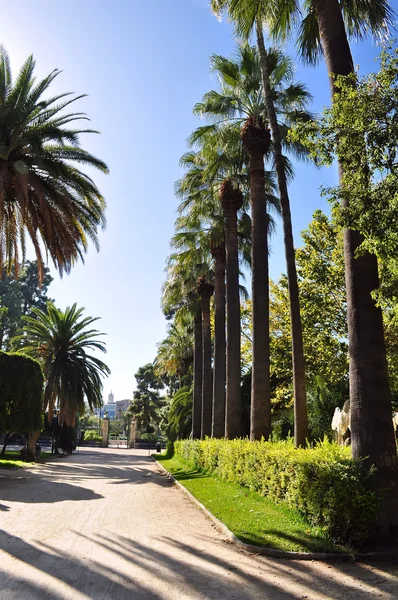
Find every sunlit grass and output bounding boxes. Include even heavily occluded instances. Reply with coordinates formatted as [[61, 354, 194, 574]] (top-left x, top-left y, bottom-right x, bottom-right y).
[[0, 449, 52, 469], [155, 454, 346, 554]]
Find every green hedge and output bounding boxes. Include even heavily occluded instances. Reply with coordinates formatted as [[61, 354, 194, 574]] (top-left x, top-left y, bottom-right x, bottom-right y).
[[175, 438, 378, 547], [0, 351, 43, 434]]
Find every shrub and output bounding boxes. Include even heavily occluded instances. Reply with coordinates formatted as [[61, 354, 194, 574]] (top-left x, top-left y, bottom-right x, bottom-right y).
[[175, 438, 378, 547], [165, 440, 174, 458], [137, 432, 158, 443], [0, 351, 43, 434], [84, 429, 102, 442]]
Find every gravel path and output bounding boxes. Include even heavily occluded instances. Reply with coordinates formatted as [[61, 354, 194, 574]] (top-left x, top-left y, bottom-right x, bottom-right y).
[[0, 448, 397, 599]]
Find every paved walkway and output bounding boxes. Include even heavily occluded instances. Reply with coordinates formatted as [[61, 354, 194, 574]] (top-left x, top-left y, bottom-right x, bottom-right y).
[[0, 448, 397, 599]]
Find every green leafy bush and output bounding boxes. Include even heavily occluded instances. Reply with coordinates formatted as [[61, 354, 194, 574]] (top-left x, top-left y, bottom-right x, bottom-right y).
[[175, 438, 378, 547], [0, 351, 43, 434], [84, 429, 102, 442], [137, 432, 158, 443]]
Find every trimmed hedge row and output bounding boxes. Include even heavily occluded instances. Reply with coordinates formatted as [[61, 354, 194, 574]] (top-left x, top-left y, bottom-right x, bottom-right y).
[[174, 438, 378, 546]]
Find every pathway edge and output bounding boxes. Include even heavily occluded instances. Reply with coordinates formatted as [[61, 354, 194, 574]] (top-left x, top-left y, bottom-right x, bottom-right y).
[[152, 457, 398, 562]]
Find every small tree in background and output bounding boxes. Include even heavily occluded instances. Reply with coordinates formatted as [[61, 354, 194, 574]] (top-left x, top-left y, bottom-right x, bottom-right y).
[[127, 364, 165, 435]]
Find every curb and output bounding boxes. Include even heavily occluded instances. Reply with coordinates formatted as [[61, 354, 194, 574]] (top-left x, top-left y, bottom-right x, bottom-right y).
[[152, 457, 398, 562]]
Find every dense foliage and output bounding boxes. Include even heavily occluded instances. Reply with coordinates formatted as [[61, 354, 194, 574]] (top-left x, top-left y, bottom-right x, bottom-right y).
[[0, 351, 43, 434], [175, 438, 378, 546], [0, 261, 53, 350], [127, 364, 165, 432]]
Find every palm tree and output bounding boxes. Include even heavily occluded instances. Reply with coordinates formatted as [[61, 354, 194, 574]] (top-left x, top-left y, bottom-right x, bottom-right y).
[[17, 303, 110, 453], [197, 276, 215, 437], [155, 315, 194, 390], [162, 243, 212, 438], [175, 152, 227, 438], [211, 2, 309, 446], [167, 386, 193, 441], [0, 48, 108, 280], [196, 42, 311, 441], [176, 134, 250, 439], [211, 241, 227, 437]]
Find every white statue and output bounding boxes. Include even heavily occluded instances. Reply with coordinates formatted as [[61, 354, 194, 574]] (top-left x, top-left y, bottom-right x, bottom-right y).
[[331, 400, 350, 445], [332, 403, 398, 444]]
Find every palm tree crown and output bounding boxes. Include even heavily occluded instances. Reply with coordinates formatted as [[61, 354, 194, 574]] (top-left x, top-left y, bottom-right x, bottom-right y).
[[0, 47, 108, 280], [17, 303, 110, 426]]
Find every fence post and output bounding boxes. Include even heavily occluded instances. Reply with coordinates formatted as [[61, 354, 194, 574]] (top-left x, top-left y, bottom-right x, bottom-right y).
[[128, 418, 136, 448], [102, 416, 109, 448]]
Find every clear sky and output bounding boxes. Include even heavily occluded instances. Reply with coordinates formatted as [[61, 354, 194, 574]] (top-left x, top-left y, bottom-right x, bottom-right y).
[[1, 0, 390, 402]]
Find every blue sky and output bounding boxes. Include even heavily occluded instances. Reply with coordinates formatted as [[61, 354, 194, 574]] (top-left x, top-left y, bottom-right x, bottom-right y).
[[1, 0, 391, 402]]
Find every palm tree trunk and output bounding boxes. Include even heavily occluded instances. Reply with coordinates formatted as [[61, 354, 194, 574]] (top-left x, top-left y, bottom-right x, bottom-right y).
[[192, 311, 203, 439], [211, 246, 226, 438], [256, 21, 308, 446], [313, 0, 398, 525], [221, 189, 242, 438], [199, 281, 214, 438], [245, 140, 271, 440]]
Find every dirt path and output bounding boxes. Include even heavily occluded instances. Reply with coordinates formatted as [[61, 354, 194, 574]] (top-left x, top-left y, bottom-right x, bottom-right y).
[[0, 448, 397, 599]]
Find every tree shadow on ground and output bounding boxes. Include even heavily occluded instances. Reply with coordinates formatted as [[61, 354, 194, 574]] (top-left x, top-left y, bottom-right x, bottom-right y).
[[0, 512, 397, 598], [0, 451, 173, 507], [1, 450, 397, 599], [0, 529, 162, 600], [0, 472, 103, 505]]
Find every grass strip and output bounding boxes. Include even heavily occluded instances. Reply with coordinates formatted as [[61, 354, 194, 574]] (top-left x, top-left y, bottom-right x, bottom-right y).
[[0, 450, 52, 469], [155, 453, 346, 554]]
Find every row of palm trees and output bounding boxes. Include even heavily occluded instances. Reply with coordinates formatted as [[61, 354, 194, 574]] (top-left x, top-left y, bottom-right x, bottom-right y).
[[162, 42, 310, 443], [159, 0, 398, 507]]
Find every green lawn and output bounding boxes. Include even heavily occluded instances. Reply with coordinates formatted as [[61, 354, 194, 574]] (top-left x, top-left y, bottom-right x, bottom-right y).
[[0, 450, 52, 469], [154, 454, 346, 554]]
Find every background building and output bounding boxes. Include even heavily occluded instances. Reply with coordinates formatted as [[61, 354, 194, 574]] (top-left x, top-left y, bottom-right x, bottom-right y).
[[116, 399, 130, 419]]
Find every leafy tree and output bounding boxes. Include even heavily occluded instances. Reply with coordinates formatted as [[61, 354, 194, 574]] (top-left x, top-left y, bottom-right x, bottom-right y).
[[0, 261, 53, 350], [79, 412, 102, 431], [109, 419, 126, 437], [261, 0, 397, 523], [17, 303, 110, 429], [290, 49, 398, 500], [127, 364, 165, 432], [241, 211, 348, 407], [0, 47, 108, 279]]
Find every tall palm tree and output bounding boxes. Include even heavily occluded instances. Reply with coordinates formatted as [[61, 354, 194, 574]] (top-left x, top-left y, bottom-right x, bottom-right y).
[[17, 303, 110, 452], [197, 275, 215, 437], [175, 152, 226, 437], [196, 41, 310, 441], [162, 244, 212, 438], [194, 128, 247, 438], [211, 2, 309, 446], [175, 155, 229, 438], [155, 315, 194, 390], [0, 48, 108, 280], [211, 241, 227, 437]]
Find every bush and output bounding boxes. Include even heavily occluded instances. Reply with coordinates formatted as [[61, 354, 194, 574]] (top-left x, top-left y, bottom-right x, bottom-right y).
[[137, 432, 158, 443], [165, 440, 174, 458], [84, 429, 102, 442], [0, 351, 43, 434], [175, 438, 378, 547]]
